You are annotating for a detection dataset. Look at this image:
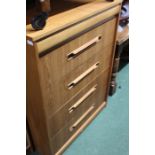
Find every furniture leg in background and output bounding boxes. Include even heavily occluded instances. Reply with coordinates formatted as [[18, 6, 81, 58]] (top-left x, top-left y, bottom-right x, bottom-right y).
[[39, 0, 51, 12], [109, 25, 129, 95]]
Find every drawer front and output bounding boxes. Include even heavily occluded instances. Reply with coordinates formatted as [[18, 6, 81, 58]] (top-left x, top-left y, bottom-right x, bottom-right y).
[[48, 68, 109, 138], [39, 40, 114, 116], [50, 105, 96, 154], [39, 17, 116, 71], [35, 6, 120, 53], [48, 69, 109, 153], [38, 18, 117, 117]]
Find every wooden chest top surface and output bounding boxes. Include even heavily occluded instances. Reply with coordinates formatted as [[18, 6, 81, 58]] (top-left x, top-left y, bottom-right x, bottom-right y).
[[26, 0, 122, 41]]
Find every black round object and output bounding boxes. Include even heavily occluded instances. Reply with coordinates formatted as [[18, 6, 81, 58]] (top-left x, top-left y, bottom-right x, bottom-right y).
[[31, 12, 48, 30]]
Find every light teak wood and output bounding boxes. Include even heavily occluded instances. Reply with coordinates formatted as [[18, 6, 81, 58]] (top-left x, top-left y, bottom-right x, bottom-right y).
[[68, 85, 97, 113], [67, 62, 100, 89], [26, 1, 121, 154], [36, 18, 117, 118], [39, 44, 114, 118], [69, 105, 95, 131], [67, 36, 101, 61], [34, 5, 120, 54], [26, 0, 122, 41], [52, 101, 107, 155], [26, 43, 51, 155], [48, 69, 109, 139]]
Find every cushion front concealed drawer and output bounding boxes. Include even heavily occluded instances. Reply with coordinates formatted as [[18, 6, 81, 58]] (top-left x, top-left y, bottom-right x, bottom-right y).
[[48, 68, 109, 138]]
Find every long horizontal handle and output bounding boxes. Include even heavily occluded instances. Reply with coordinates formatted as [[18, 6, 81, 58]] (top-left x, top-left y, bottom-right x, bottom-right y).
[[68, 62, 100, 89], [69, 105, 95, 132], [68, 85, 97, 113], [67, 36, 102, 60]]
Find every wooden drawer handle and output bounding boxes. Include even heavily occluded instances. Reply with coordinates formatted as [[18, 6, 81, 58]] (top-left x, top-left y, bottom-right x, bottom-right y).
[[68, 62, 100, 89], [67, 36, 102, 61], [68, 85, 97, 113], [69, 105, 95, 132]]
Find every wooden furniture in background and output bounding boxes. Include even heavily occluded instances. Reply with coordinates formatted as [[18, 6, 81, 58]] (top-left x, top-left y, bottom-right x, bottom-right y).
[[40, 0, 51, 12], [109, 25, 129, 95], [109, 0, 129, 95], [26, 0, 122, 154]]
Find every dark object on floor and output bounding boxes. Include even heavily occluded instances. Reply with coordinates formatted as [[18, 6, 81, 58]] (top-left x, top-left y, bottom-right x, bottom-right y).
[[109, 25, 129, 96], [118, 85, 122, 89]]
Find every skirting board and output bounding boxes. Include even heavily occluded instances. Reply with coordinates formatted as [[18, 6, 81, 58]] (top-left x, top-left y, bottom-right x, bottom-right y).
[[55, 101, 107, 155]]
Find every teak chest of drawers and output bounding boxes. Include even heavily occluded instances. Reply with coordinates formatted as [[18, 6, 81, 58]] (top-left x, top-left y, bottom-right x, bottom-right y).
[[26, 0, 122, 155]]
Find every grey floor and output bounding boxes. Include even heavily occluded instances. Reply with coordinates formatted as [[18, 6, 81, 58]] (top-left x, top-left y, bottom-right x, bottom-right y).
[[29, 64, 129, 155]]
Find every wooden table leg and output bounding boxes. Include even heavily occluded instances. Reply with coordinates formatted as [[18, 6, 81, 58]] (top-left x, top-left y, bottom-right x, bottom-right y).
[[40, 0, 51, 12], [109, 44, 123, 95]]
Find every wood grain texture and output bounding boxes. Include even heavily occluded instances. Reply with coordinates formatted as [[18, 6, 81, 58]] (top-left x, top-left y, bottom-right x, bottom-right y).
[[36, 18, 117, 120], [26, 0, 122, 41], [117, 25, 129, 45], [69, 105, 95, 132], [26, 43, 52, 155], [67, 36, 101, 61], [38, 42, 114, 118], [26, 1, 121, 155], [68, 85, 97, 113], [67, 62, 100, 89], [35, 6, 120, 53], [52, 101, 107, 155], [48, 69, 109, 138]]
